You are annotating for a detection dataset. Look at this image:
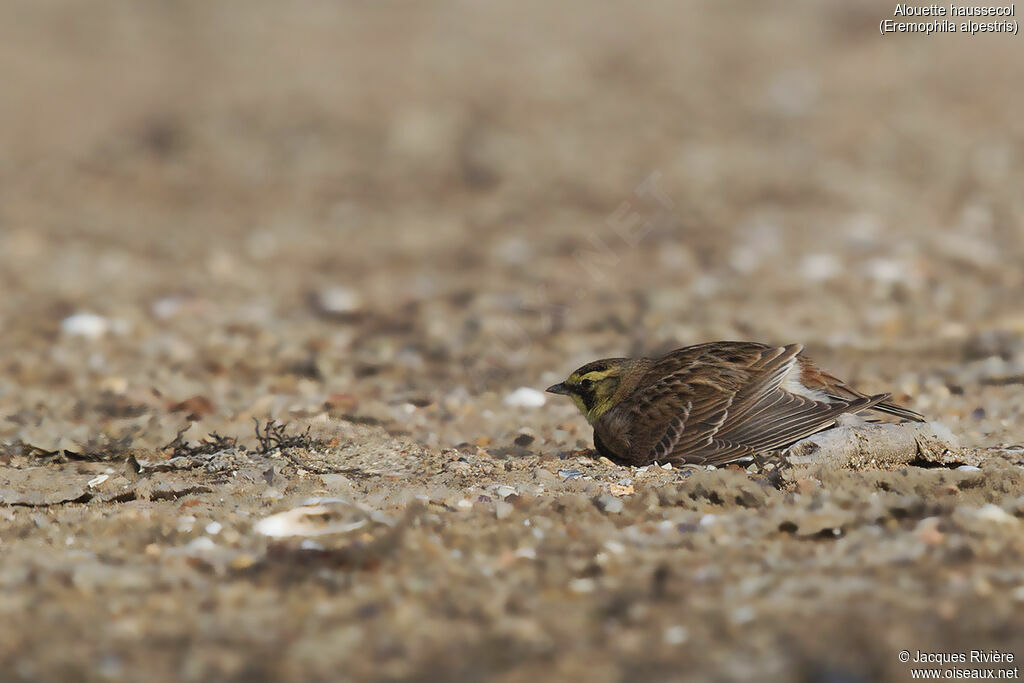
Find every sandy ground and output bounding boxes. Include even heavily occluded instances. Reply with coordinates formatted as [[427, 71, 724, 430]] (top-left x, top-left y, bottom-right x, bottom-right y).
[[2, 2, 1024, 681]]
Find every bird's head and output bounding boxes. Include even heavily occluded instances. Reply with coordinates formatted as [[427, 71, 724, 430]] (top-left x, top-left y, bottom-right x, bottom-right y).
[[546, 358, 629, 422]]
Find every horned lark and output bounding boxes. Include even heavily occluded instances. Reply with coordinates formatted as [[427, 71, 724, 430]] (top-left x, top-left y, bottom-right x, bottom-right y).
[[546, 341, 924, 467]]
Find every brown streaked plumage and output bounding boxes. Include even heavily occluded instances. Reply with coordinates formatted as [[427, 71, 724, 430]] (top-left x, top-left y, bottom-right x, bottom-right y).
[[546, 341, 925, 467]]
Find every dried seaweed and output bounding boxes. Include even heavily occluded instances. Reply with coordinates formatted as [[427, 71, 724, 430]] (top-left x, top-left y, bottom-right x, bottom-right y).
[[161, 425, 239, 458], [253, 418, 322, 455]]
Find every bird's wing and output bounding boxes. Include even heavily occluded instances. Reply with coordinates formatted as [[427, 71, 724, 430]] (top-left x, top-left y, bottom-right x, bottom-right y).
[[689, 346, 891, 464], [597, 346, 767, 465], [797, 359, 926, 423], [709, 390, 886, 457], [602, 344, 889, 466]]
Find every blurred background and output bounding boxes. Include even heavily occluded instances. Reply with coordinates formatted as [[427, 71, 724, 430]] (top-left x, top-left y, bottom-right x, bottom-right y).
[[3, 1, 1024, 434], [3, 2, 1024, 680], [4, 0, 1023, 451]]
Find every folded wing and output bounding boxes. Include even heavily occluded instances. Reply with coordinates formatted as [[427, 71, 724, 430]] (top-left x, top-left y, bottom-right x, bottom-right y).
[[604, 344, 888, 466]]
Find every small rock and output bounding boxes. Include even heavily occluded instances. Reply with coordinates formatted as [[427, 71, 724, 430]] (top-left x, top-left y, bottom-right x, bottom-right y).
[[254, 501, 374, 538], [514, 433, 536, 447], [607, 483, 634, 497], [185, 537, 217, 553], [493, 485, 517, 499], [495, 501, 515, 519], [603, 540, 626, 554], [151, 297, 185, 319], [794, 477, 821, 494], [61, 313, 110, 339], [913, 517, 945, 546], [314, 286, 363, 316], [568, 578, 596, 594], [320, 473, 356, 491], [730, 606, 756, 624], [973, 503, 1018, 525], [230, 554, 256, 571], [504, 387, 546, 408], [325, 393, 359, 413], [86, 474, 110, 488], [532, 469, 560, 487], [169, 395, 216, 419], [799, 252, 841, 283], [663, 625, 689, 645], [596, 495, 624, 514], [558, 469, 584, 480]]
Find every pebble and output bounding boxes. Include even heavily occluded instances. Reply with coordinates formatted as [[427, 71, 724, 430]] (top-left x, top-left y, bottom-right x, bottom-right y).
[[230, 554, 256, 571], [495, 501, 515, 520], [493, 485, 517, 499], [663, 625, 689, 645], [185, 537, 217, 553], [315, 286, 363, 315], [568, 578, 596, 593], [799, 253, 841, 283], [973, 504, 1018, 525], [913, 517, 944, 546], [151, 297, 185, 319], [863, 257, 908, 285], [558, 470, 584, 480], [730, 606, 756, 624], [532, 469, 560, 488], [254, 503, 369, 538], [514, 433, 536, 447], [596, 495, 624, 514], [607, 483, 634, 497], [320, 473, 356, 490], [503, 387, 546, 407], [61, 313, 110, 339], [603, 540, 626, 555]]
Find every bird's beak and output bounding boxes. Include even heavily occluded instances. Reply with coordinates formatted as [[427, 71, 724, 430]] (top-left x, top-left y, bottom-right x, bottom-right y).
[[546, 382, 571, 395]]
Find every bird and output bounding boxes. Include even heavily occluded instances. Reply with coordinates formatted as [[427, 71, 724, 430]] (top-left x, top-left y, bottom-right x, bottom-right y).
[[545, 341, 924, 467]]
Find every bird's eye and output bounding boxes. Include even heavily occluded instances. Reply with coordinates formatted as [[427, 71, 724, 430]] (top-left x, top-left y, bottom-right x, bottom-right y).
[[580, 379, 595, 389]]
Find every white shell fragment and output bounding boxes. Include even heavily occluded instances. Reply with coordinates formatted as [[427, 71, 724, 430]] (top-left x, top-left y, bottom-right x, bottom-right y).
[[254, 498, 392, 538], [255, 505, 366, 538], [972, 504, 1018, 526], [503, 387, 546, 407], [61, 313, 110, 339], [595, 495, 623, 514], [315, 286, 363, 315], [86, 474, 110, 488]]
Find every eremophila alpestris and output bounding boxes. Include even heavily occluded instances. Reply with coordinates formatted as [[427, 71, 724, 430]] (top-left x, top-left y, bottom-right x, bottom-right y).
[[546, 341, 924, 467]]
